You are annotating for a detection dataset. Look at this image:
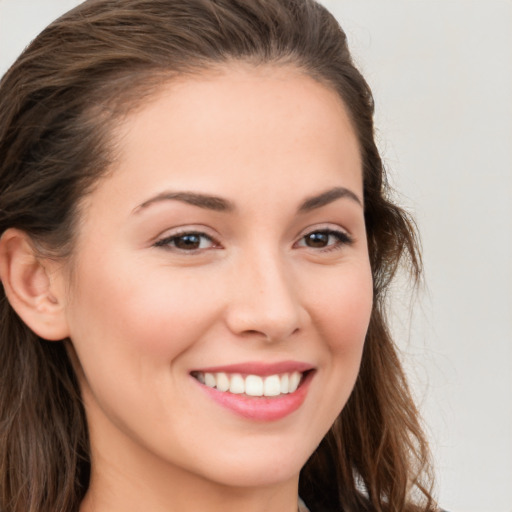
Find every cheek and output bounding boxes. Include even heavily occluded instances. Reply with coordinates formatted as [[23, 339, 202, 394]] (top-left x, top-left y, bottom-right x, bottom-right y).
[[63, 268, 227, 428], [67, 257, 224, 362], [64, 259, 226, 429], [299, 260, 373, 438], [312, 261, 373, 355]]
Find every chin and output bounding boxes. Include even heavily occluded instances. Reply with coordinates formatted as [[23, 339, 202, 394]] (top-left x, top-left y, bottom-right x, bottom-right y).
[[189, 438, 313, 489], [204, 460, 302, 489]]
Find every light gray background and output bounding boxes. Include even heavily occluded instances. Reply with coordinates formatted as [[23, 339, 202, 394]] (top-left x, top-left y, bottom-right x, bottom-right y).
[[1, 1, 511, 511]]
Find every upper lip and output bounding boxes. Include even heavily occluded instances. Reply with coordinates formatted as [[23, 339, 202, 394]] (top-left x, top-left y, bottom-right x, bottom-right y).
[[191, 360, 314, 376]]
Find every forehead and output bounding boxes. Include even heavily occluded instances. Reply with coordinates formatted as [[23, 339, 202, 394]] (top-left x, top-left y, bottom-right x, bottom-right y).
[[82, 64, 362, 221]]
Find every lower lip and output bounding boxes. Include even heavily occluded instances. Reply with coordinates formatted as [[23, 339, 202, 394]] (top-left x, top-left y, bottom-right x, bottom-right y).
[[195, 372, 314, 422]]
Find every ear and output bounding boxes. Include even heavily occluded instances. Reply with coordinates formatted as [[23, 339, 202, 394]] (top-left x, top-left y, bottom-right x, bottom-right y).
[[0, 228, 70, 341]]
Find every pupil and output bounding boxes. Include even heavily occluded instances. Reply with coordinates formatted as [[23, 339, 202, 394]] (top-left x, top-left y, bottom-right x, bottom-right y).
[[306, 232, 328, 247], [176, 234, 200, 249]]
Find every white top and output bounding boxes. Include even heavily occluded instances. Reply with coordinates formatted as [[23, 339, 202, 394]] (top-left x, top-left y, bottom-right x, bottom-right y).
[[298, 497, 310, 512]]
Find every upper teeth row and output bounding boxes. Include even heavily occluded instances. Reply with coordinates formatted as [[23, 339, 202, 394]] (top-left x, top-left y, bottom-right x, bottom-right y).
[[195, 371, 303, 397]]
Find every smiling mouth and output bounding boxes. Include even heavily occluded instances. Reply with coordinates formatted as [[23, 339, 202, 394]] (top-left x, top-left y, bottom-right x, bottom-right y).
[[191, 370, 308, 397]]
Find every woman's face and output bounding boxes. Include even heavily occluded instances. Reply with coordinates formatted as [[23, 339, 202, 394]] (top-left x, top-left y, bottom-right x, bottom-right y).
[[59, 65, 373, 493]]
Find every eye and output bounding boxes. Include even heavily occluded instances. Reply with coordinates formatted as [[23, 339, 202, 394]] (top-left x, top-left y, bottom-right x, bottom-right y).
[[296, 229, 353, 251], [154, 231, 218, 252]]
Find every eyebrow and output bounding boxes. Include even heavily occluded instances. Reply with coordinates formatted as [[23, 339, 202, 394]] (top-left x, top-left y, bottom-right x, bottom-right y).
[[134, 186, 362, 215], [298, 187, 362, 212], [134, 191, 235, 213]]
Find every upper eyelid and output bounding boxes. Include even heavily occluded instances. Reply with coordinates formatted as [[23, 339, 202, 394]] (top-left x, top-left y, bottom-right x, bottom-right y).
[[295, 223, 352, 240], [155, 231, 213, 242], [153, 225, 219, 241]]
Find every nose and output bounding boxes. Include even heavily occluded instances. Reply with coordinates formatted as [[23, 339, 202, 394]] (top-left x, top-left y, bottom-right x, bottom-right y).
[[225, 250, 305, 342]]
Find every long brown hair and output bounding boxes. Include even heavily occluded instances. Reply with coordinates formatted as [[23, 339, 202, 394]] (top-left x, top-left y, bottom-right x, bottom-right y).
[[0, 1, 436, 511]]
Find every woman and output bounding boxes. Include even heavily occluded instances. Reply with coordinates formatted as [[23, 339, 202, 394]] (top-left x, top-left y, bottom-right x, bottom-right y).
[[0, 1, 437, 511]]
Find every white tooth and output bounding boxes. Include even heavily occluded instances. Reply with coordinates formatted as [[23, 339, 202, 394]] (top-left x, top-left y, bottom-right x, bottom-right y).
[[204, 372, 216, 388], [263, 375, 281, 397], [289, 371, 301, 393], [216, 372, 230, 392], [229, 374, 245, 394], [280, 373, 290, 394], [245, 375, 264, 396], [196, 372, 205, 384]]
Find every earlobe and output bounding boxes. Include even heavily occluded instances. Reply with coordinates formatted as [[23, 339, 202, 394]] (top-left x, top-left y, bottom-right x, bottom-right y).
[[0, 228, 70, 341]]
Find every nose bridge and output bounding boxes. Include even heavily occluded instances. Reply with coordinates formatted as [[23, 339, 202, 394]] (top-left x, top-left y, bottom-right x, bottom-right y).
[[226, 244, 302, 341]]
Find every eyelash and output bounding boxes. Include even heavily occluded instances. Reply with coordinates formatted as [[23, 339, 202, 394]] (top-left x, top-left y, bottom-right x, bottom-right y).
[[153, 231, 218, 252], [295, 228, 353, 252], [153, 228, 353, 253]]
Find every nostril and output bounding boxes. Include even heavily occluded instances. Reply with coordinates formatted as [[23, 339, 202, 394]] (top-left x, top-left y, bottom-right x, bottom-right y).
[[240, 329, 272, 340], [239, 326, 300, 343]]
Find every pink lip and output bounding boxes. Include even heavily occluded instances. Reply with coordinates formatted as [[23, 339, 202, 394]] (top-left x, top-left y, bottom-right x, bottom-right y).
[[191, 360, 314, 376], [192, 366, 315, 422]]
